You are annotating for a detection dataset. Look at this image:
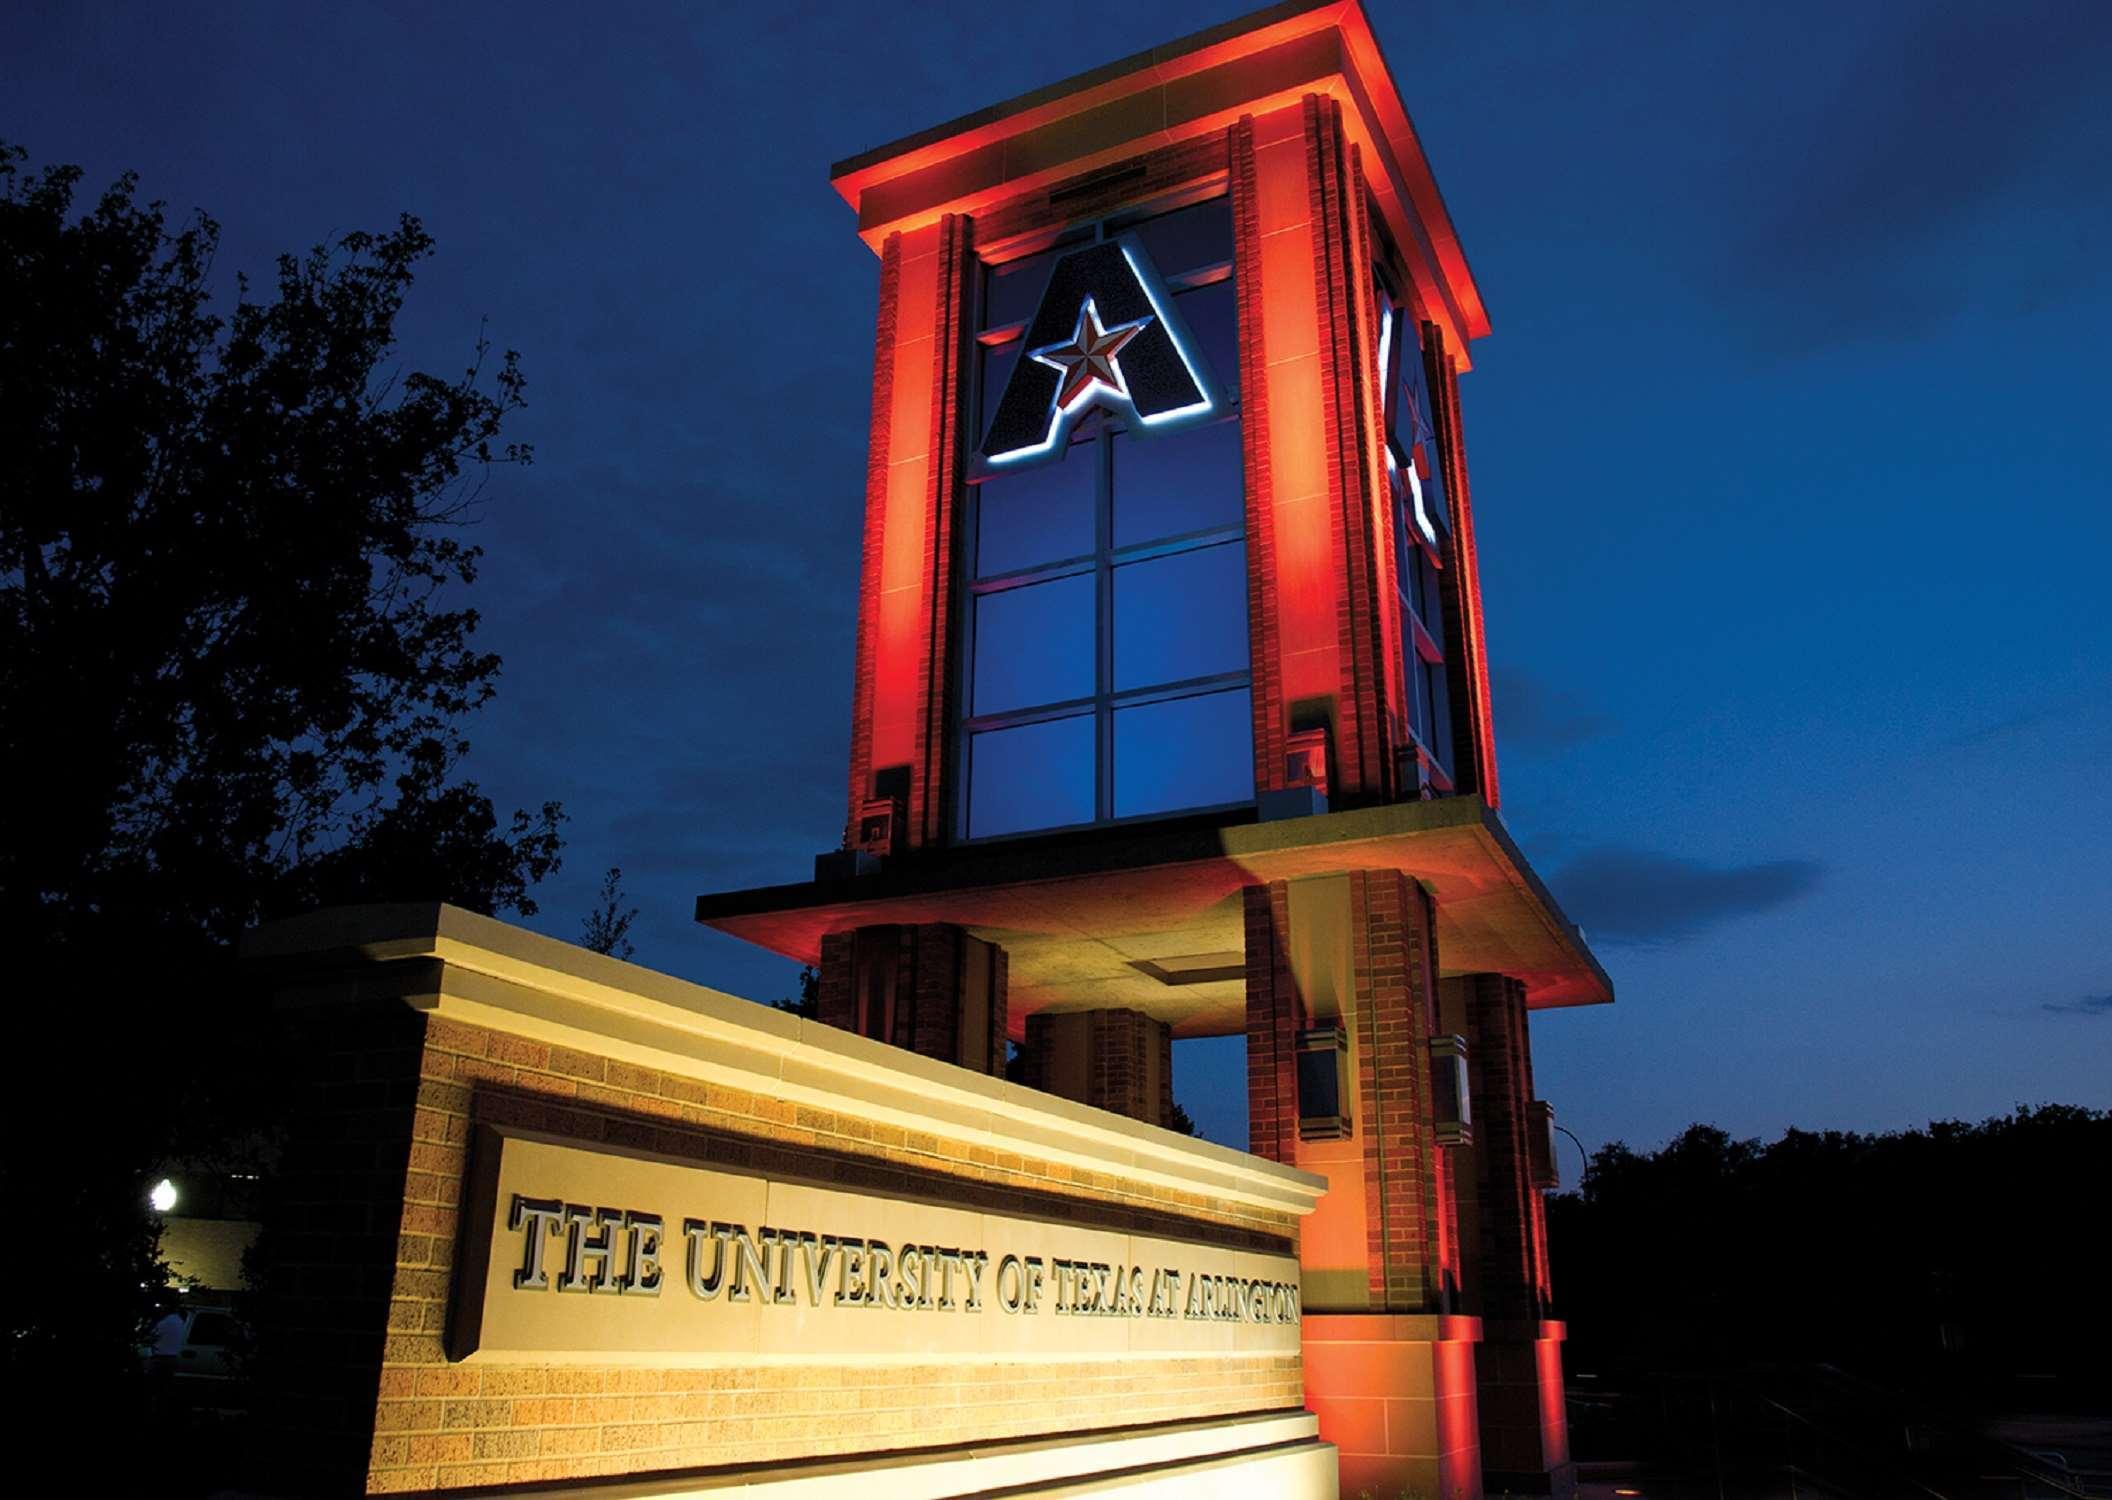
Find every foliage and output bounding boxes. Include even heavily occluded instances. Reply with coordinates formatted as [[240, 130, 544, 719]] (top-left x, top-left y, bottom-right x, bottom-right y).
[[1167, 1099, 1198, 1136], [0, 141, 561, 957], [772, 966, 820, 1018], [0, 140, 561, 1422], [1547, 1105, 2112, 1383], [580, 866, 638, 959]]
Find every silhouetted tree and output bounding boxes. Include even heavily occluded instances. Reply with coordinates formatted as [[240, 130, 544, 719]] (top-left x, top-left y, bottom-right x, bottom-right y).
[[772, 966, 821, 1018], [580, 866, 638, 959], [0, 142, 562, 1420], [1547, 1106, 2112, 1387]]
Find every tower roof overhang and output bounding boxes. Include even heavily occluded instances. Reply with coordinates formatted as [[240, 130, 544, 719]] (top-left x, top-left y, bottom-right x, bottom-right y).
[[827, 0, 1491, 366], [696, 798, 1611, 1040]]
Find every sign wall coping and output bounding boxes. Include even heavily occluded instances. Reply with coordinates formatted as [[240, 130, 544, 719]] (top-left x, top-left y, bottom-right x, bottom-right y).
[[243, 902, 1327, 1220]]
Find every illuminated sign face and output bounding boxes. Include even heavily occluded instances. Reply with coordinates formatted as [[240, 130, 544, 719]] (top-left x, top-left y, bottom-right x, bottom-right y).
[[980, 237, 1222, 466]]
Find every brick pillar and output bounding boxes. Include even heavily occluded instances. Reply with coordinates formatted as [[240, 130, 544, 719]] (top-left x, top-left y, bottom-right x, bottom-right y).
[[1018, 1008, 1171, 1127], [1246, 870, 1482, 1500], [815, 923, 1006, 1075], [1445, 972, 1572, 1498], [244, 968, 438, 1497]]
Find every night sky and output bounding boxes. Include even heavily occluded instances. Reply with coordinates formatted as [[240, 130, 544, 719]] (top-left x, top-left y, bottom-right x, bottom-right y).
[[11, 1, 2108, 1158]]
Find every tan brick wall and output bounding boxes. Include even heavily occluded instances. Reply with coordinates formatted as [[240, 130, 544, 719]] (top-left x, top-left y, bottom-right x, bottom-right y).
[[362, 1013, 1302, 1493]]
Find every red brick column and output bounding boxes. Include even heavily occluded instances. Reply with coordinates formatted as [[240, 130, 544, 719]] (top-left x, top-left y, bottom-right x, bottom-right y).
[[1243, 870, 1462, 1299], [844, 232, 903, 844], [815, 923, 1006, 1075], [1245, 871, 1484, 1499], [1019, 1008, 1171, 1127], [1446, 972, 1572, 1497], [1230, 114, 1287, 799], [910, 212, 971, 850], [1307, 96, 1395, 804], [1242, 882, 1301, 1162]]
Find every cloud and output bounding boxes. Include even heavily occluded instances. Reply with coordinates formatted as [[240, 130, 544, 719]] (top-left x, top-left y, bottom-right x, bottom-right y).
[[1494, 668, 1609, 754], [1722, 0, 2112, 349], [1554, 847, 1825, 945], [1937, 709, 2053, 751], [2042, 993, 2112, 1019]]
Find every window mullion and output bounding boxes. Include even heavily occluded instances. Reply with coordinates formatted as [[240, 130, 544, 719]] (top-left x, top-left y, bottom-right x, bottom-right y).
[[1095, 431, 1114, 824]]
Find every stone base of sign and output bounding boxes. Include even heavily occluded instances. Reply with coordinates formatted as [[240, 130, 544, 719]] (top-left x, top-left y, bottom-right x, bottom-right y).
[[240, 905, 1327, 1496], [1301, 1313, 1485, 1500], [486, 1409, 1334, 1497]]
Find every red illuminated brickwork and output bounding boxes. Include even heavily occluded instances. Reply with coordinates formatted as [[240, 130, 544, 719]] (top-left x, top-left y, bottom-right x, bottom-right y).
[[1347, 870, 1458, 1309], [816, 922, 1006, 1075], [843, 232, 902, 845], [1242, 870, 1459, 1314], [1019, 1007, 1172, 1128], [908, 213, 972, 851], [1231, 114, 1289, 798], [1242, 881, 1301, 1161], [1458, 973, 1551, 1317], [837, 92, 1500, 840], [1308, 96, 1390, 803]]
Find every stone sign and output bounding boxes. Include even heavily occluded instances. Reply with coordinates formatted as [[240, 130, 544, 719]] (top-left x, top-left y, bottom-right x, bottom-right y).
[[452, 1128, 1302, 1364]]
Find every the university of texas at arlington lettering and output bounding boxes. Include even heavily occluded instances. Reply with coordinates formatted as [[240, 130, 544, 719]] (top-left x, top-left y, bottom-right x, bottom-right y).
[[453, 1130, 1301, 1364]]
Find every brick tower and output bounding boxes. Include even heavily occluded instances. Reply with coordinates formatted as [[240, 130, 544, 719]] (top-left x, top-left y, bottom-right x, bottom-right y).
[[698, 5, 1611, 1495]]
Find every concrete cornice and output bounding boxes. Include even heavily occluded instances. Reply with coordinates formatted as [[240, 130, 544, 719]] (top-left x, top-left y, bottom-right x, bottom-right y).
[[243, 904, 1327, 1221]]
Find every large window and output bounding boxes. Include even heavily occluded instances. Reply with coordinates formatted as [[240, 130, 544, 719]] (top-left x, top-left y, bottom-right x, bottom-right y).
[[1372, 260, 1457, 791], [959, 194, 1250, 840]]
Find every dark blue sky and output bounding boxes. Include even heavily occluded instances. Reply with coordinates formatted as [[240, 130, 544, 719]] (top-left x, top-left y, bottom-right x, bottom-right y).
[[12, 0, 2108, 1157]]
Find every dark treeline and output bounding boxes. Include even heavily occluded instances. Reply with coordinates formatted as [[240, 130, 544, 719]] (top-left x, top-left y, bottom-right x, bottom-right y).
[[1547, 1105, 2111, 1386]]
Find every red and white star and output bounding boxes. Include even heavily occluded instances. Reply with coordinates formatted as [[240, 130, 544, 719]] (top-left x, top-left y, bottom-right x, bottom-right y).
[[1030, 297, 1152, 411]]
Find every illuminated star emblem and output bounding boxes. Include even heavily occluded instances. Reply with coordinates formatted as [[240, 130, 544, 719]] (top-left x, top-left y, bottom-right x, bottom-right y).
[[1029, 297, 1151, 411]]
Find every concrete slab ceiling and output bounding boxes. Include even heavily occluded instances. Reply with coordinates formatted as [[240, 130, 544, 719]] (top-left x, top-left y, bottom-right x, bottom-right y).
[[696, 798, 1610, 1041]]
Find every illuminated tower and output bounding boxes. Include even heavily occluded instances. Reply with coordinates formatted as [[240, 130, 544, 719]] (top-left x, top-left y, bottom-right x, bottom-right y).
[[697, 5, 1611, 1496]]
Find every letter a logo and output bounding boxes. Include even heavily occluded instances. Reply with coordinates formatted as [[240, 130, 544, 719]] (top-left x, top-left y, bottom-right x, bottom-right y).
[[980, 237, 1223, 466]]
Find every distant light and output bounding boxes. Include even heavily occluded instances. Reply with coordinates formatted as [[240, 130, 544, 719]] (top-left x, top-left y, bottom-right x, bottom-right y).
[[149, 1178, 178, 1213], [1615, 1489, 1644, 1496]]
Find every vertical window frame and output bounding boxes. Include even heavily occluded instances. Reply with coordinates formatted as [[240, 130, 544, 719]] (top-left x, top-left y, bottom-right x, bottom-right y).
[[955, 191, 1250, 843]]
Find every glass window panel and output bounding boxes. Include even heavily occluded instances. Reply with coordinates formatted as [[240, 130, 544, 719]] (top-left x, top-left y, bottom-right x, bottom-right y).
[[977, 339, 1018, 429], [1398, 528, 1424, 627], [1173, 279, 1239, 400], [1114, 541, 1247, 689], [1393, 475, 1419, 601], [1114, 689, 1253, 818], [1394, 325, 1420, 440], [983, 244, 1068, 332], [1112, 420, 1242, 549], [1411, 647, 1433, 743], [968, 715, 1095, 837], [1427, 660, 1453, 775], [1122, 197, 1233, 278], [974, 441, 1095, 578], [972, 573, 1094, 715]]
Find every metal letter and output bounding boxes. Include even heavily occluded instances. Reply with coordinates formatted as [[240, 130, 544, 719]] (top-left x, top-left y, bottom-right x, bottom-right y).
[[835, 1238, 869, 1307], [622, 1212, 664, 1296], [728, 1226, 772, 1304], [683, 1219, 734, 1301], [508, 1195, 564, 1291], [801, 1234, 839, 1306]]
